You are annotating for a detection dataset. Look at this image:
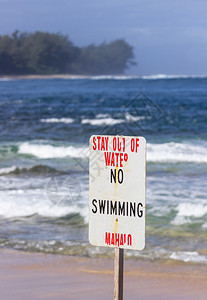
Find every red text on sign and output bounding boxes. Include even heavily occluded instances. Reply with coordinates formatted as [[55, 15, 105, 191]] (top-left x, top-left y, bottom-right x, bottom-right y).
[[112, 137, 125, 152], [93, 136, 109, 151], [105, 232, 132, 247], [131, 138, 139, 152]]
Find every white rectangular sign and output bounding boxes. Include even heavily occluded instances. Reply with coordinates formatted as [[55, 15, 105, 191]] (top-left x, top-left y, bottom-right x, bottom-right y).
[[89, 135, 146, 250]]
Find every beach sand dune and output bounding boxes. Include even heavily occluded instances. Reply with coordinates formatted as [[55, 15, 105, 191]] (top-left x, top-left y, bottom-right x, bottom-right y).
[[0, 250, 207, 299]]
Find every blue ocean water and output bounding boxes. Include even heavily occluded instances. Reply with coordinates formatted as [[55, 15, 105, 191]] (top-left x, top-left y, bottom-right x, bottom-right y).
[[0, 75, 207, 264]]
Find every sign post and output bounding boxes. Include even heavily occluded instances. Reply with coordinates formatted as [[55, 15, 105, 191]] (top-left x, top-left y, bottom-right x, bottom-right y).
[[114, 248, 124, 300], [89, 135, 146, 299]]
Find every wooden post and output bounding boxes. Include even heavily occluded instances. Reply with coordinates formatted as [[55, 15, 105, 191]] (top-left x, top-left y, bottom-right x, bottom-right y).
[[114, 248, 124, 300]]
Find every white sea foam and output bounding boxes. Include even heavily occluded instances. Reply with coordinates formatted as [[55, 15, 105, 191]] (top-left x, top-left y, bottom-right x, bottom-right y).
[[0, 166, 16, 175], [125, 247, 207, 263], [202, 223, 207, 229], [170, 251, 207, 263], [40, 118, 74, 124], [91, 75, 139, 80], [18, 142, 88, 159], [0, 189, 88, 220], [17, 140, 207, 162], [81, 112, 145, 126], [147, 141, 207, 163], [96, 113, 110, 118], [125, 112, 146, 122], [172, 203, 207, 225], [90, 74, 207, 80], [176, 203, 207, 218], [81, 117, 124, 126], [141, 74, 207, 80]]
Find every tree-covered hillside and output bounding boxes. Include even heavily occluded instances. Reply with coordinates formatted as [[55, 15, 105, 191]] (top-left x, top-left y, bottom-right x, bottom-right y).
[[0, 31, 136, 75]]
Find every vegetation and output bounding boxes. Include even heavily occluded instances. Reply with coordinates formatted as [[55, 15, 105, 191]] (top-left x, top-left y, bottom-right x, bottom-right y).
[[0, 31, 136, 75]]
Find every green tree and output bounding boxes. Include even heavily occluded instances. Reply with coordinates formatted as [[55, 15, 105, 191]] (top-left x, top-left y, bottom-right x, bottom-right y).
[[0, 31, 30, 74], [73, 39, 136, 75], [22, 31, 79, 74], [0, 31, 79, 75], [0, 32, 136, 75]]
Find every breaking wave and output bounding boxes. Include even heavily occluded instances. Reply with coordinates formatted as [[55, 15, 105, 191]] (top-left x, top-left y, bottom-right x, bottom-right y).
[[141, 74, 207, 80], [18, 142, 88, 159], [1, 140, 206, 163], [0, 188, 87, 220], [81, 117, 124, 126], [147, 141, 207, 163], [172, 203, 207, 225], [81, 112, 146, 126], [0, 165, 62, 176], [89, 74, 207, 80], [40, 118, 74, 124]]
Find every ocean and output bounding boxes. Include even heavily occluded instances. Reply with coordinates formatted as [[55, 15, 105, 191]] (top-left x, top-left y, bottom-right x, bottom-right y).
[[0, 75, 207, 264]]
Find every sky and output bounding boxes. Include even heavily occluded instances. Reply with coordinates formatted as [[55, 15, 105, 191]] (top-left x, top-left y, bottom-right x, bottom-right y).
[[0, 0, 207, 75]]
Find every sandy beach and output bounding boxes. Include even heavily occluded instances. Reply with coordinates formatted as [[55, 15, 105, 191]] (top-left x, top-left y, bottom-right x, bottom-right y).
[[0, 249, 207, 300]]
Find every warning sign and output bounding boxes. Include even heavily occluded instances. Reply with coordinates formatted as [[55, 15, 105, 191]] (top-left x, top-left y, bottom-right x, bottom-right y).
[[89, 135, 146, 250]]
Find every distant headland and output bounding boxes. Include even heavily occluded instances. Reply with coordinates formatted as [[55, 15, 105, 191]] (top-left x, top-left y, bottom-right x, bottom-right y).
[[0, 31, 136, 76]]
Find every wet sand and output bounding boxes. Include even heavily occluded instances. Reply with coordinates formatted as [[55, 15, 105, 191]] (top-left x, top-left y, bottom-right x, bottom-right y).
[[0, 249, 207, 299]]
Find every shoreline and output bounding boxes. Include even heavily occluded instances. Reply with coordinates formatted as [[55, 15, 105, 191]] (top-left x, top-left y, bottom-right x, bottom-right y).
[[1, 74, 207, 80], [0, 74, 139, 80], [0, 74, 90, 80], [0, 249, 207, 299]]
